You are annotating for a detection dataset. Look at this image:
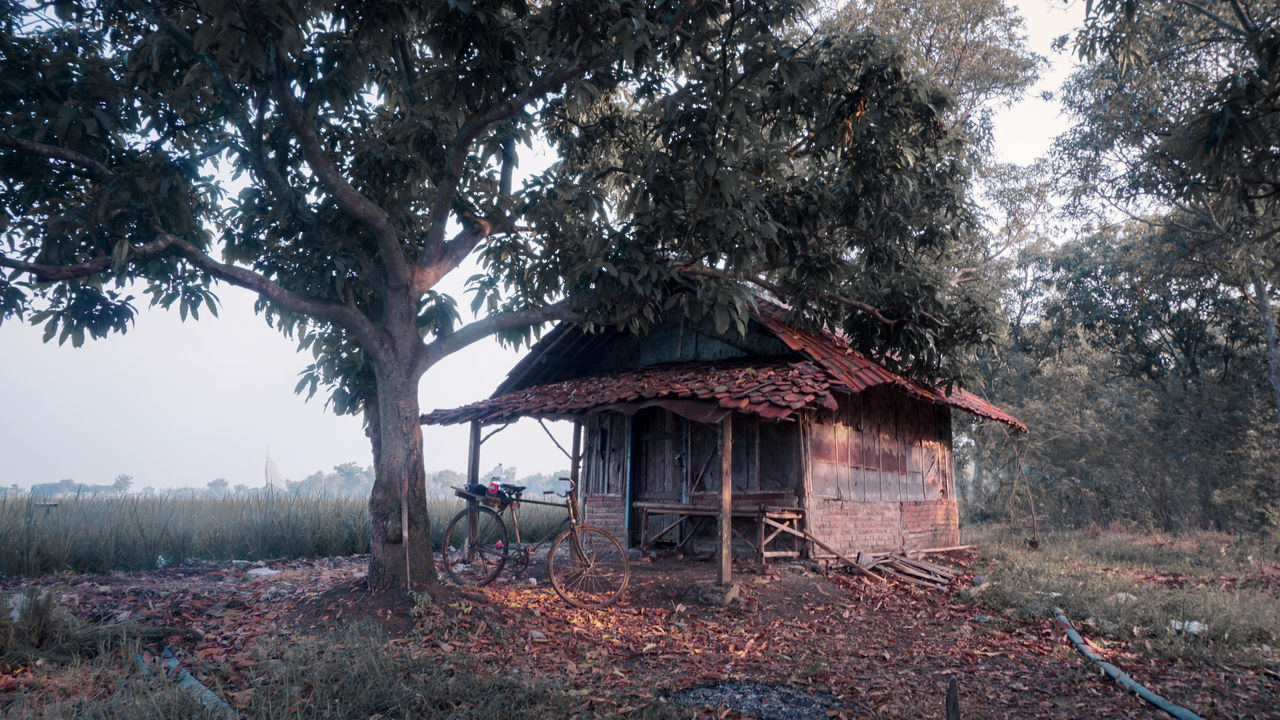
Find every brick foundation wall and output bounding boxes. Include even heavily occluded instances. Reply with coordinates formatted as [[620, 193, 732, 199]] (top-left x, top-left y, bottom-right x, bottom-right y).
[[582, 494, 627, 543], [807, 497, 958, 556], [900, 499, 960, 550]]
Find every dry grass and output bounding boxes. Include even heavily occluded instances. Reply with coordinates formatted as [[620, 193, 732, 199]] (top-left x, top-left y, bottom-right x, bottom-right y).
[[1, 587, 183, 670], [0, 495, 371, 578], [965, 524, 1280, 667], [0, 494, 569, 579], [2, 622, 691, 720]]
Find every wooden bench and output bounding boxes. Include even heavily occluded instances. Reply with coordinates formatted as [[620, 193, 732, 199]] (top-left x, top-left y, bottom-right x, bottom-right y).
[[633, 492, 804, 566]]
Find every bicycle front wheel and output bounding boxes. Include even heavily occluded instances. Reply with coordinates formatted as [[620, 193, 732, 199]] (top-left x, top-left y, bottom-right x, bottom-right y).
[[441, 506, 508, 586], [547, 525, 630, 609]]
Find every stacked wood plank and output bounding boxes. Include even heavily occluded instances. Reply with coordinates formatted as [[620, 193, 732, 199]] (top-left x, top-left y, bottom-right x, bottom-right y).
[[781, 527, 964, 589], [843, 552, 957, 589]]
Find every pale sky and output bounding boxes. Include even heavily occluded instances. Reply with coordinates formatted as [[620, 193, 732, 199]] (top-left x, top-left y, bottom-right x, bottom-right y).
[[0, 1, 1082, 491]]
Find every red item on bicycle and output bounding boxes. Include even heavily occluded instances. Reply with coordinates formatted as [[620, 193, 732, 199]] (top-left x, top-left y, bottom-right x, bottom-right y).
[[488, 481, 499, 495]]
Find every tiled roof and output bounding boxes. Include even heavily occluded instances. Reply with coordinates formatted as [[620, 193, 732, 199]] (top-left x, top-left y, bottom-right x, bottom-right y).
[[755, 311, 1026, 430], [420, 359, 839, 425], [421, 301, 1025, 431]]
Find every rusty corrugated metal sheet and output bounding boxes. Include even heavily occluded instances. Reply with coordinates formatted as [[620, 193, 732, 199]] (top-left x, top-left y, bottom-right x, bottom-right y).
[[421, 360, 839, 426], [754, 310, 1026, 431]]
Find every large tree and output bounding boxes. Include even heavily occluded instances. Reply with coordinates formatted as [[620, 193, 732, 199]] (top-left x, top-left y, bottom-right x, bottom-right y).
[[828, 0, 1043, 143], [0, 0, 993, 588], [829, 0, 1047, 268], [1060, 0, 1280, 421]]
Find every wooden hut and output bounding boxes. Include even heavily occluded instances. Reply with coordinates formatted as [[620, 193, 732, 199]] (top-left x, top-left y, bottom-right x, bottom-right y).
[[421, 305, 1024, 582]]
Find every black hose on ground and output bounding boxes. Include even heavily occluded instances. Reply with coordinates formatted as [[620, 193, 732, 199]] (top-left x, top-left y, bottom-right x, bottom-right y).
[[1054, 612, 1204, 720]]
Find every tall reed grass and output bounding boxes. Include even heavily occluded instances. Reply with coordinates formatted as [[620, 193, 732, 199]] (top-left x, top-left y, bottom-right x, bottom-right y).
[[0, 494, 371, 577], [0, 493, 571, 578]]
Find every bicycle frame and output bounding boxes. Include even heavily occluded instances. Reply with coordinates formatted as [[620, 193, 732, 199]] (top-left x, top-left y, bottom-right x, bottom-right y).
[[467, 477, 581, 557], [444, 475, 629, 608], [506, 496, 572, 556]]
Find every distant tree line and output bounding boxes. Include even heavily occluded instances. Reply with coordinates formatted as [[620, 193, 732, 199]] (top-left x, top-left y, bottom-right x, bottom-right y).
[[12, 465, 571, 501], [279, 463, 571, 498], [26, 474, 134, 498]]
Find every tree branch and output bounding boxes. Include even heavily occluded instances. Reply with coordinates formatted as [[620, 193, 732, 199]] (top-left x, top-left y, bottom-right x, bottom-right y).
[[161, 233, 382, 349], [414, 299, 578, 378], [953, 192, 1048, 285], [0, 230, 384, 353], [0, 131, 113, 179], [416, 5, 701, 286], [0, 236, 177, 281], [1172, 0, 1248, 38], [422, 58, 598, 260], [417, 57, 602, 291], [270, 75, 410, 291], [415, 221, 499, 295], [393, 36, 420, 108], [499, 137, 516, 199], [1226, 0, 1259, 35], [415, 136, 524, 294]]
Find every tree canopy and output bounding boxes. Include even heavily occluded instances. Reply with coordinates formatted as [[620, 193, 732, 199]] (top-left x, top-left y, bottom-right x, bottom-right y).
[[1056, 0, 1280, 419]]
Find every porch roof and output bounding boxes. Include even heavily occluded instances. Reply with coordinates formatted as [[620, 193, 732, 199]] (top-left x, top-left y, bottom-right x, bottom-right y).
[[420, 358, 839, 426]]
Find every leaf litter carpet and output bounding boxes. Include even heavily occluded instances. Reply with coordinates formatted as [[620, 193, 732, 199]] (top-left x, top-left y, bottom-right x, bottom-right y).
[[2, 553, 1275, 718]]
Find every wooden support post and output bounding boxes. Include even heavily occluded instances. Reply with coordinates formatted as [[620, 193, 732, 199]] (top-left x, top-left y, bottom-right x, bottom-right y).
[[570, 420, 582, 520], [757, 508, 767, 570], [466, 422, 481, 486], [718, 414, 733, 585]]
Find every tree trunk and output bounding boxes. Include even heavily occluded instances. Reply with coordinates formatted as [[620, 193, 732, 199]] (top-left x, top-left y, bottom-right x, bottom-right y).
[[1251, 273, 1280, 428], [366, 363, 435, 590]]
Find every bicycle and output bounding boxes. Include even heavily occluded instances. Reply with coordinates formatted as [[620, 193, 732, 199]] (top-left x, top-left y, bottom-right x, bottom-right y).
[[438, 475, 630, 609]]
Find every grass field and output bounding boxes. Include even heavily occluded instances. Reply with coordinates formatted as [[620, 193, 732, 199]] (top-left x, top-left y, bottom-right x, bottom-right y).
[[0, 494, 567, 578], [966, 524, 1280, 666]]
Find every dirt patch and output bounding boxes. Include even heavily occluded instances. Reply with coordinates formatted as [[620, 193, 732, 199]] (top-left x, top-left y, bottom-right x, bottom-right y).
[[289, 577, 417, 634], [290, 576, 495, 636]]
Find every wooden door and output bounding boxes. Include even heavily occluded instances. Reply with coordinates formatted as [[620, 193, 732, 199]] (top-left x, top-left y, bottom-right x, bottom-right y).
[[631, 408, 684, 544]]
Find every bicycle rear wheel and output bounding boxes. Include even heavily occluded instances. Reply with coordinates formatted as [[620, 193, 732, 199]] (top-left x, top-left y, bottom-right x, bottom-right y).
[[441, 506, 508, 586], [547, 525, 629, 608]]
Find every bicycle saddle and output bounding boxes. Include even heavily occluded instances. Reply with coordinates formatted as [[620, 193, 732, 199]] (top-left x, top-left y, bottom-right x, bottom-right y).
[[499, 483, 525, 496]]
